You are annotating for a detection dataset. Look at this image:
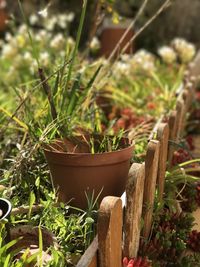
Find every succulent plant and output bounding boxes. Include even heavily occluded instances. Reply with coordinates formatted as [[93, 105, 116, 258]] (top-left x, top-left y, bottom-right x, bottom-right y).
[[139, 210, 195, 266], [123, 256, 152, 267], [172, 148, 192, 166], [187, 230, 200, 252]]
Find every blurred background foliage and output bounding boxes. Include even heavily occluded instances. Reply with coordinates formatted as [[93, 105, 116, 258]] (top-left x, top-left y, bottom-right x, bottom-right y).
[[2, 0, 200, 51]]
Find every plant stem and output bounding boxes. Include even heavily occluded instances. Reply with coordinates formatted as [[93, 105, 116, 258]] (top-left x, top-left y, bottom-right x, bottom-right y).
[[62, 0, 88, 109], [38, 68, 57, 121], [121, 0, 171, 55], [108, 0, 150, 62], [18, 0, 40, 66]]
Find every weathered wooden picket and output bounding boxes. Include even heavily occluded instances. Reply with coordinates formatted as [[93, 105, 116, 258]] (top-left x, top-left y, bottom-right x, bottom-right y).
[[76, 56, 200, 267]]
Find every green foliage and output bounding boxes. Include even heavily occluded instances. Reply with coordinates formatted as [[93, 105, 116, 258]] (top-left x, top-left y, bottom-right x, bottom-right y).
[[0, 1, 198, 266], [164, 159, 200, 212], [140, 210, 195, 266], [0, 223, 38, 267], [181, 253, 200, 267]]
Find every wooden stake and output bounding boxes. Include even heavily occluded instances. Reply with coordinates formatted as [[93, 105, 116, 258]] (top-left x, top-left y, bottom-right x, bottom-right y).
[[142, 140, 160, 239], [157, 123, 169, 201], [98, 196, 123, 267], [168, 110, 177, 166], [77, 236, 98, 267], [175, 98, 184, 138], [124, 163, 145, 258]]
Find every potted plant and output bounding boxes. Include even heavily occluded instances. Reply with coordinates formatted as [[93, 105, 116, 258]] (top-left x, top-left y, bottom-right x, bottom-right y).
[[44, 134, 133, 208], [34, 0, 134, 209], [0, 222, 58, 267], [10, 225, 57, 265]]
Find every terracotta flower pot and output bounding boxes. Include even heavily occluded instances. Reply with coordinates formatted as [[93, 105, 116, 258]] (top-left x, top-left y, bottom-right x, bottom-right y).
[[44, 135, 134, 209], [10, 226, 57, 266], [0, 10, 7, 32], [100, 18, 134, 58]]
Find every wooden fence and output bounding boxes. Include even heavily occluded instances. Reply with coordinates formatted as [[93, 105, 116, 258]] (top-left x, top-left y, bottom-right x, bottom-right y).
[[76, 55, 200, 267]]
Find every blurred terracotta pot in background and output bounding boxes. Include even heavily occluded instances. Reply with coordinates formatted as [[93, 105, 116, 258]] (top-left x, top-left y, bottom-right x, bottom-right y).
[[0, 9, 7, 32], [100, 18, 134, 58]]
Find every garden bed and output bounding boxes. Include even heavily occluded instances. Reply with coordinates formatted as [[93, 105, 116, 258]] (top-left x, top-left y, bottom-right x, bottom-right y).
[[76, 53, 200, 267], [1, 51, 199, 266], [0, 5, 200, 266]]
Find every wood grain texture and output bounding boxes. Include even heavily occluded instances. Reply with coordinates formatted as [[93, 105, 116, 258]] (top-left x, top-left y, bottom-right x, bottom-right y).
[[157, 123, 169, 201], [182, 89, 191, 114], [186, 82, 195, 107], [168, 110, 177, 140], [168, 110, 178, 166], [76, 236, 98, 267], [142, 140, 160, 239], [190, 135, 200, 158], [182, 84, 195, 127], [175, 98, 184, 139], [124, 163, 145, 258], [188, 51, 200, 81], [98, 196, 123, 267], [178, 89, 192, 132]]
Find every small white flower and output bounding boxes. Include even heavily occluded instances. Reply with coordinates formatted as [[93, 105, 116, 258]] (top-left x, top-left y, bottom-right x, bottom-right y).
[[172, 38, 187, 49], [66, 37, 75, 47], [38, 4, 50, 18], [40, 52, 50, 67], [35, 29, 50, 42], [50, 33, 65, 50], [1, 44, 18, 59], [57, 14, 69, 29], [30, 60, 38, 74], [66, 12, 75, 22], [44, 16, 57, 31], [113, 61, 131, 76], [36, 29, 46, 40], [120, 54, 131, 62], [142, 61, 155, 71], [79, 66, 86, 74], [5, 32, 12, 42], [18, 24, 27, 35], [16, 143, 21, 151], [38, 8, 48, 18], [90, 37, 101, 52], [158, 46, 177, 64], [130, 49, 156, 72], [171, 38, 196, 63], [23, 51, 33, 64], [29, 14, 38, 25], [60, 51, 65, 57]]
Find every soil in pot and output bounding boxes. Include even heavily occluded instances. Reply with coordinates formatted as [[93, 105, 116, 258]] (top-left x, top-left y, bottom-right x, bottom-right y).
[[44, 135, 134, 209]]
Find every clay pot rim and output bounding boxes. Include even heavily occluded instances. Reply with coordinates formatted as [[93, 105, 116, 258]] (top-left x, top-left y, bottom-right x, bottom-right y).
[[10, 225, 58, 249], [43, 136, 134, 156]]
